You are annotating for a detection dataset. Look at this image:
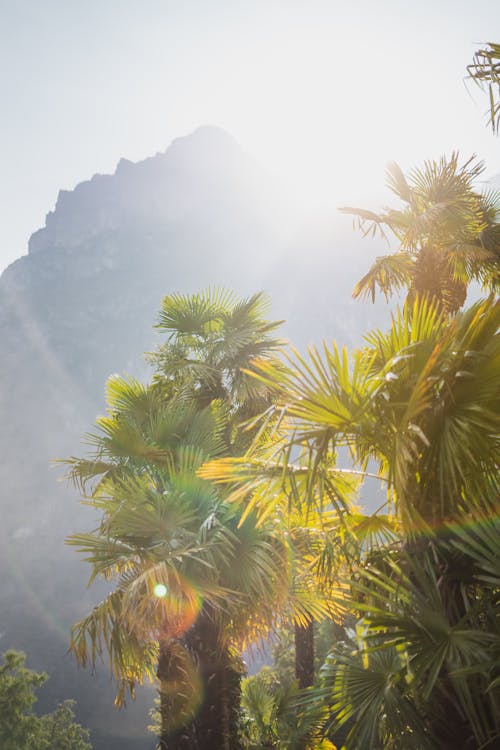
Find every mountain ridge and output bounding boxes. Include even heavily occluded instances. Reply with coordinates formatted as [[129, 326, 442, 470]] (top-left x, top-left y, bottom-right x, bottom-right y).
[[27, 126, 282, 257]]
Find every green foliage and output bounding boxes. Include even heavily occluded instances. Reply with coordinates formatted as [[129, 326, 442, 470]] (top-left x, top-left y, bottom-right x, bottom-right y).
[[65, 290, 293, 750], [0, 650, 44, 750], [270, 619, 348, 692], [205, 293, 500, 748], [240, 667, 335, 750], [0, 651, 92, 750], [317, 519, 500, 749], [66, 384, 290, 705], [225, 296, 500, 532], [276, 298, 499, 748], [270, 626, 296, 689], [149, 289, 284, 452], [64, 273, 499, 749], [320, 636, 428, 750], [37, 701, 93, 750], [341, 154, 500, 313]]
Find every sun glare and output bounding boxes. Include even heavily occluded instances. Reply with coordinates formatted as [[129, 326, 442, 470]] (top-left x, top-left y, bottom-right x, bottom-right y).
[[153, 583, 168, 598]]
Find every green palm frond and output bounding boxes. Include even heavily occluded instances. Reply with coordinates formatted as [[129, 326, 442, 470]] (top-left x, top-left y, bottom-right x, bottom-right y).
[[241, 670, 279, 745], [468, 43, 500, 133], [288, 590, 343, 629], [447, 242, 500, 284], [330, 535, 500, 748], [319, 638, 429, 750], [451, 512, 500, 588], [347, 512, 399, 549], [105, 374, 153, 414], [64, 396, 228, 497], [200, 452, 361, 526], [241, 669, 334, 749], [344, 152, 500, 311], [70, 591, 159, 704], [156, 288, 236, 336], [353, 253, 415, 302], [219, 290, 283, 339], [209, 296, 499, 534]]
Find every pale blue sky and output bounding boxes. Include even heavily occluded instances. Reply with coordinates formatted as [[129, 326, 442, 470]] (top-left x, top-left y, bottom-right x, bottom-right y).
[[1, 0, 499, 272]]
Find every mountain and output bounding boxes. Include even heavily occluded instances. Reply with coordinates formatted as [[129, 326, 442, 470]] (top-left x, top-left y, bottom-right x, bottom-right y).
[[0, 126, 388, 748]]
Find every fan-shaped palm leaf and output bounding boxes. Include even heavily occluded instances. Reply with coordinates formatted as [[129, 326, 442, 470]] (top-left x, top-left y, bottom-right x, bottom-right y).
[[343, 153, 500, 313]]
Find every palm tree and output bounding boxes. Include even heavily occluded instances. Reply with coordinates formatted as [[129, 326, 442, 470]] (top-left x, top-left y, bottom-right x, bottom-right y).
[[340, 154, 500, 314], [66, 290, 290, 749], [203, 296, 500, 747], [233, 294, 500, 537], [468, 42, 500, 134], [67, 377, 290, 749], [150, 288, 284, 451], [200, 386, 388, 695], [320, 507, 500, 750], [240, 667, 335, 749], [154, 289, 332, 694]]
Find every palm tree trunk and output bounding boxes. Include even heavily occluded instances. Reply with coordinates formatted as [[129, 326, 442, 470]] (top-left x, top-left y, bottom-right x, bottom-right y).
[[184, 606, 242, 750], [157, 640, 194, 749], [156, 606, 242, 750], [294, 619, 314, 689]]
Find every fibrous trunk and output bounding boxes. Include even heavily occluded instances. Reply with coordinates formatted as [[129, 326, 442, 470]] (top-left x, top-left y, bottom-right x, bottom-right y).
[[157, 606, 242, 750], [295, 619, 314, 689]]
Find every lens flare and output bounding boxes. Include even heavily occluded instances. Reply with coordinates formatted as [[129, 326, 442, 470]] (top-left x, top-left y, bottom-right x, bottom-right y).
[[151, 573, 203, 639], [154, 583, 168, 598]]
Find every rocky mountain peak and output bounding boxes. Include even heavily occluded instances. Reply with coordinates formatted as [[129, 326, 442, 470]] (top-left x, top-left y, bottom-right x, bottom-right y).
[[28, 126, 264, 256]]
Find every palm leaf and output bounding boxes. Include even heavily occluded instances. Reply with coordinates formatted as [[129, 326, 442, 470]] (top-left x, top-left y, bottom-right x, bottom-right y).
[[352, 253, 415, 302]]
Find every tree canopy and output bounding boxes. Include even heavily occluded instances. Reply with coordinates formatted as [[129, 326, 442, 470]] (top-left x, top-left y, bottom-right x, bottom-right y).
[[0, 650, 92, 750], [66, 291, 295, 749], [340, 154, 500, 314]]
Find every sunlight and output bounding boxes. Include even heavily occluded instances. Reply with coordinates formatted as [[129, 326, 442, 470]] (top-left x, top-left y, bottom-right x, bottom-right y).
[[2, 4, 499, 748], [206, 32, 404, 214], [153, 583, 168, 598]]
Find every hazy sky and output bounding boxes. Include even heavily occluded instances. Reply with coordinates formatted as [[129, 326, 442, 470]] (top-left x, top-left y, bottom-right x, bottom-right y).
[[1, 0, 499, 273]]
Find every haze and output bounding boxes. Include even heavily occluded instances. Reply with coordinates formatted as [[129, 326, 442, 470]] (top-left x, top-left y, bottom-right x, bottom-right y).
[[1, 0, 499, 273]]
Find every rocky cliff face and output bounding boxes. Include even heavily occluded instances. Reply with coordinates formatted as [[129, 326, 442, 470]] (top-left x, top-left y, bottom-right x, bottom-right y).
[[0, 126, 386, 749], [28, 127, 281, 255]]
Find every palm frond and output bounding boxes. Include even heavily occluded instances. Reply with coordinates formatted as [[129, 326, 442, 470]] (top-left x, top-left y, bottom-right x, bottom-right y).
[[320, 638, 429, 749], [468, 43, 500, 134], [352, 253, 414, 302], [345, 152, 500, 312], [156, 288, 235, 336]]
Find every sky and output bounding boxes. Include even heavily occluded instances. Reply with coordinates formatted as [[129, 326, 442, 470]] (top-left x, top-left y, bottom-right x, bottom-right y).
[[1, 0, 499, 273]]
